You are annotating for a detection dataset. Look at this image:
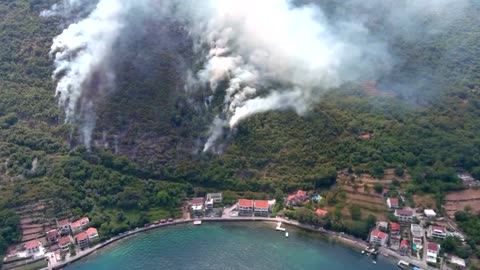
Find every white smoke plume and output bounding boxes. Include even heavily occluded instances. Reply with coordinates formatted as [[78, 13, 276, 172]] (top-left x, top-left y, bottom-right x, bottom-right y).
[[47, 0, 468, 152]]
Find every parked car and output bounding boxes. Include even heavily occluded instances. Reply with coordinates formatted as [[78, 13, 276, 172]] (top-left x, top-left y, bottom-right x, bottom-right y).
[[167, 218, 174, 222]]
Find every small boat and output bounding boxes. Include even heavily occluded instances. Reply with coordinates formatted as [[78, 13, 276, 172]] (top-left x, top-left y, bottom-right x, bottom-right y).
[[193, 220, 202, 225], [397, 260, 409, 269], [373, 260, 377, 264], [285, 232, 289, 238], [361, 250, 365, 254]]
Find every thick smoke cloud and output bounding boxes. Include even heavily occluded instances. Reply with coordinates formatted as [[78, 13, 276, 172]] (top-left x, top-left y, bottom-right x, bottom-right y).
[[45, 0, 468, 152]]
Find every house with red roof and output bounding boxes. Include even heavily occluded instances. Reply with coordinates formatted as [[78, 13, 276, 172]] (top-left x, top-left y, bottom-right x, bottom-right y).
[[428, 225, 446, 239], [400, 240, 410, 255], [24, 240, 42, 255], [369, 229, 388, 246], [390, 222, 401, 236], [86, 227, 99, 240], [254, 200, 270, 216], [57, 219, 71, 235], [387, 197, 399, 209], [46, 229, 59, 243], [58, 236, 72, 251], [427, 242, 440, 264], [315, 209, 328, 217], [71, 217, 90, 233], [286, 190, 308, 206], [189, 197, 205, 214], [238, 199, 254, 216], [75, 232, 90, 249]]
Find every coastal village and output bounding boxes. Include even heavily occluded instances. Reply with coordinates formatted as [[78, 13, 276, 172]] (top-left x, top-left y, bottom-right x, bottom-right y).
[[2, 169, 480, 270]]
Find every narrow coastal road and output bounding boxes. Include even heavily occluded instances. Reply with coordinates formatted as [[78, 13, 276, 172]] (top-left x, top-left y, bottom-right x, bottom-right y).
[[41, 216, 439, 270]]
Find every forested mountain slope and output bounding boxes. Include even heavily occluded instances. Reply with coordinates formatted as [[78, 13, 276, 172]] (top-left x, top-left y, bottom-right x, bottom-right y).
[[1, 0, 480, 265]]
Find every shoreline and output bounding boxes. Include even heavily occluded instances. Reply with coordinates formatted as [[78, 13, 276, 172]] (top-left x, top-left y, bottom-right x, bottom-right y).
[[42, 217, 388, 270]]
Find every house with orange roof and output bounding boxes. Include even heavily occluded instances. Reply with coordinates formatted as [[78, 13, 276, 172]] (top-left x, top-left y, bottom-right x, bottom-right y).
[[24, 240, 42, 255], [369, 229, 388, 246], [254, 200, 270, 216], [75, 232, 90, 249], [46, 229, 59, 243], [86, 227, 99, 240], [71, 217, 90, 233], [286, 190, 308, 206], [315, 209, 328, 217], [238, 199, 254, 216], [58, 236, 72, 251]]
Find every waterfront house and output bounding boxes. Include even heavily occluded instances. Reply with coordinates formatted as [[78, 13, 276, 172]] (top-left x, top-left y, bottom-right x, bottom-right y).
[[86, 227, 99, 240], [428, 225, 446, 239], [410, 223, 424, 246], [424, 209, 436, 219], [400, 240, 410, 255], [57, 219, 71, 235], [238, 199, 254, 216], [71, 217, 90, 233], [75, 232, 90, 249], [315, 208, 328, 217], [390, 222, 401, 236], [394, 209, 414, 223], [387, 198, 399, 209], [205, 198, 214, 210], [286, 190, 308, 206], [24, 240, 42, 255], [189, 197, 205, 214], [254, 200, 270, 216], [46, 229, 59, 243], [426, 242, 440, 264], [369, 229, 388, 246], [58, 236, 72, 251]]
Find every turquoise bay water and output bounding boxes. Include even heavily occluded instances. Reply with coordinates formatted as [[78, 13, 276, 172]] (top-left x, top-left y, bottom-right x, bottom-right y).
[[67, 222, 395, 270]]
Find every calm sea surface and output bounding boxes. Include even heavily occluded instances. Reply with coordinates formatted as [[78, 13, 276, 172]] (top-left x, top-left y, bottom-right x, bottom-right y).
[[67, 222, 396, 270]]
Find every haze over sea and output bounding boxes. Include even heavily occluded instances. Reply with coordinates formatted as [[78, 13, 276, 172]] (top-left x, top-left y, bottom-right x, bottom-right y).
[[67, 222, 396, 270]]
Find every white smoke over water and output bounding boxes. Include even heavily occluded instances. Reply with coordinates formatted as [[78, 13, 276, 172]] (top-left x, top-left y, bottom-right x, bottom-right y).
[[45, 0, 468, 152]]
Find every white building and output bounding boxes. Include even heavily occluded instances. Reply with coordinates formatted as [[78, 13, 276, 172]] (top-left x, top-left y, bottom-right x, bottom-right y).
[[424, 209, 436, 219], [206, 193, 222, 203], [428, 225, 447, 239], [426, 242, 440, 264], [394, 209, 414, 223], [411, 224, 424, 245], [24, 240, 42, 255], [369, 229, 389, 246]]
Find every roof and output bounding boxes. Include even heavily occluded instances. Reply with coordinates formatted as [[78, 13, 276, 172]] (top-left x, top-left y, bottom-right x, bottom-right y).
[[189, 197, 204, 205], [431, 225, 446, 233], [75, 232, 89, 242], [46, 230, 58, 238], [388, 198, 399, 205], [238, 199, 254, 207], [71, 217, 89, 228], [58, 236, 71, 246], [400, 240, 410, 248], [390, 222, 401, 231], [383, 188, 389, 194], [427, 242, 439, 251], [359, 134, 371, 140], [395, 209, 413, 216], [207, 193, 222, 199], [296, 190, 307, 197], [58, 219, 70, 226], [450, 256, 466, 267], [86, 227, 98, 236], [254, 200, 269, 209], [424, 209, 436, 216], [286, 195, 297, 201], [24, 240, 41, 249], [315, 209, 328, 216], [371, 229, 388, 239]]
